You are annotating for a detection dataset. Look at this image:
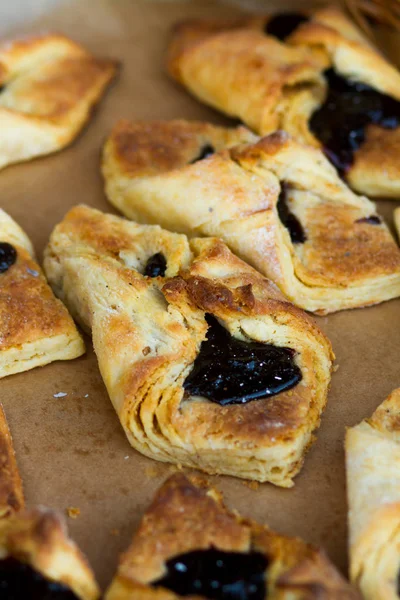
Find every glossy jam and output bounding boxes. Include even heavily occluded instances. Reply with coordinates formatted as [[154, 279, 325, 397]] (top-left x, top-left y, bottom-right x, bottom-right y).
[[265, 12, 308, 41], [276, 185, 306, 244], [144, 252, 167, 277], [310, 69, 400, 173], [152, 549, 268, 600], [183, 314, 302, 406], [0, 557, 79, 600], [191, 144, 215, 163], [0, 242, 17, 273], [355, 215, 382, 225]]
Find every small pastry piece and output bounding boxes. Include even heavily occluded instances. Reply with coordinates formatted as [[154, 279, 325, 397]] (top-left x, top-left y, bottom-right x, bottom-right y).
[[0, 403, 24, 518], [0, 209, 85, 378], [44, 204, 333, 486], [346, 388, 400, 600], [102, 120, 400, 314], [168, 7, 400, 198], [105, 473, 360, 600], [395, 208, 400, 240], [0, 33, 118, 170]]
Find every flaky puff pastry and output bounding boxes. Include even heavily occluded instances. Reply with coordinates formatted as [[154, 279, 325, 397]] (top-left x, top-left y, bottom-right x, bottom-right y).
[[102, 120, 400, 314], [105, 474, 360, 600], [44, 205, 333, 487], [346, 388, 400, 600], [0, 209, 85, 378], [168, 7, 400, 198], [0, 33, 118, 170]]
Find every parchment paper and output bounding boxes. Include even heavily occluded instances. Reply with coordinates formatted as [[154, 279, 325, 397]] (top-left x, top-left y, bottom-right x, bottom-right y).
[[1, 0, 400, 590]]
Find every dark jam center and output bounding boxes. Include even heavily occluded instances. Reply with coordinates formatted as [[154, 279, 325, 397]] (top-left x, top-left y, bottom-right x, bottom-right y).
[[190, 144, 215, 164], [265, 12, 309, 41], [152, 549, 268, 600], [183, 314, 301, 406], [144, 252, 167, 277], [276, 185, 306, 244], [0, 242, 17, 273], [355, 215, 382, 225], [0, 557, 79, 600], [310, 69, 400, 174]]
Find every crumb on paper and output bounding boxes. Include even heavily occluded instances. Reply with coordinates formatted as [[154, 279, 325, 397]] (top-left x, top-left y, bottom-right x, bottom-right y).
[[242, 480, 259, 491], [53, 392, 67, 398], [66, 507, 80, 519], [333, 364, 340, 372], [84, 394, 89, 398], [124, 455, 129, 460], [110, 528, 120, 536]]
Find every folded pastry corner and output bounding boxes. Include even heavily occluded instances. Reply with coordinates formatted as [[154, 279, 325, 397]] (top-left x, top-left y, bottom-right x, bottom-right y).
[[105, 473, 360, 600], [44, 204, 333, 486], [0, 403, 24, 519], [346, 387, 400, 600], [167, 6, 400, 198], [0, 33, 119, 170], [0, 208, 85, 378], [102, 120, 400, 313]]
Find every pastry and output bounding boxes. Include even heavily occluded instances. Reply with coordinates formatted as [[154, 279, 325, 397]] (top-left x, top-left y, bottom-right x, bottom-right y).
[[0, 403, 24, 518], [44, 204, 333, 487], [0, 209, 85, 378], [395, 208, 400, 240], [0, 33, 118, 170], [168, 7, 400, 198], [346, 387, 400, 600], [105, 473, 360, 599], [102, 120, 400, 314]]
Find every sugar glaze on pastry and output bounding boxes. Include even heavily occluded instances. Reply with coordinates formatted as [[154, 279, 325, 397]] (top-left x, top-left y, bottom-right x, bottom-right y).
[[102, 120, 400, 314], [44, 205, 333, 487]]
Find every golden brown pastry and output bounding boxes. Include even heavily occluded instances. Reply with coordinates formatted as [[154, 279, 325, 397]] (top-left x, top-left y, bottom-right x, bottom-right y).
[[105, 473, 360, 600], [0, 403, 24, 519], [0, 208, 85, 378], [0, 33, 118, 170], [395, 208, 400, 240], [346, 388, 400, 600], [102, 120, 400, 314], [168, 6, 400, 198], [44, 204, 333, 487]]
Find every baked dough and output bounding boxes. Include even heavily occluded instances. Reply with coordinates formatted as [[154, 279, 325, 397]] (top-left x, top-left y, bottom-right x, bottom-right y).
[[346, 388, 400, 600], [167, 7, 400, 198], [44, 204, 333, 487], [395, 208, 400, 241], [105, 473, 360, 600], [0, 33, 118, 170], [102, 120, 400, 314], [0, 209, 85, 378], [0, 403, 24, 519]]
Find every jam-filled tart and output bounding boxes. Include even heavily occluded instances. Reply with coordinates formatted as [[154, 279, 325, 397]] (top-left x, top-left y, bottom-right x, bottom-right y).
[[44, 205, 333, 487], [102, 119, 400, 314], [0, 209, 84, 378], [105, 474, 360, 599], [167, 6, 400, 198]]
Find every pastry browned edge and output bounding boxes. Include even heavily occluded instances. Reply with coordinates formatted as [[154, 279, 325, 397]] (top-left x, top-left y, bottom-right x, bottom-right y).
[[0, 33, 118, 170], [105, 473, 360, 600], [346, 387, 400, 600], [0, 400, 100, 600], [102, 119, 400, 314], [167, 6, 400, 198], [44, 204, 333, 487], [0, 208, 85, 378]]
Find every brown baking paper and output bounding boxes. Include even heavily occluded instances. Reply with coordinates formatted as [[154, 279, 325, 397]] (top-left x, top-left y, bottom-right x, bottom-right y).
[[1, 0, 400, 590]]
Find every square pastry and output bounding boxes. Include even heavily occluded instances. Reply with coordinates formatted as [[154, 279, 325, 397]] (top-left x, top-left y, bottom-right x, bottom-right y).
[[44, 205, 333, 487], [0, 33, 118, 170], [167, 6, 400, 198], [346, 388, 400, 600], [102, 120, 400, 314], [0, 209, 85, 378], [105, 474, 360, 599]]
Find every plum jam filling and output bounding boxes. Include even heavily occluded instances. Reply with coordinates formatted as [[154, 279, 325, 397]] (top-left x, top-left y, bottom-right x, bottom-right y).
[[276, 185, 306, 244], [0, 557, 79, 600], [310, 69, 400, 174], [264, 13, 309, 41], [152, 548, 268, 600], [190, 144, 215, 164], [183, 314, 301, 406], [144, 252, 167, 277], [355, 215, 382, 225], [0, 242, 17, 273]]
